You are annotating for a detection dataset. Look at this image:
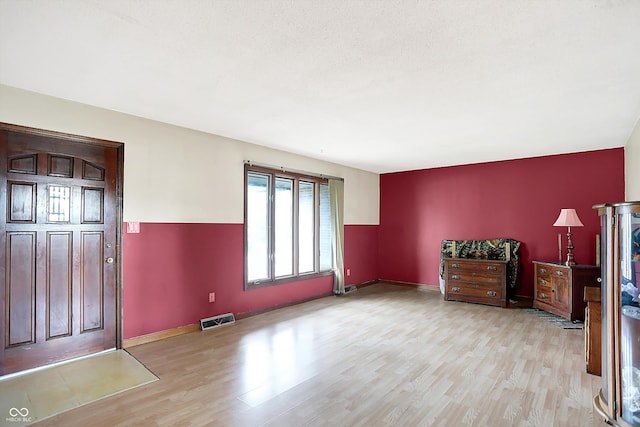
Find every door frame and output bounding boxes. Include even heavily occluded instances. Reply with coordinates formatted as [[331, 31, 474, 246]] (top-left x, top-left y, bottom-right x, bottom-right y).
[[0, 122, 124, 351]]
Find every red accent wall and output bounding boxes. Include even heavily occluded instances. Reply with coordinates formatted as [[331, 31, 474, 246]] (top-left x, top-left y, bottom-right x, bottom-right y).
[[123, 223, 378, 339], [379, 149, 625, 297]]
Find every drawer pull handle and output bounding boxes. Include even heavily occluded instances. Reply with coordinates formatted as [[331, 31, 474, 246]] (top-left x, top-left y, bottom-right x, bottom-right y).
[[451, 275, 460, 280], [487, 291, 497, 297], [539, 279, 547, 285], [452, 287, 461, 292], [451, 263, 460, 268], [556, 271, 563, 276], [540, 268, 547, 274], [487, 266, 497, 271], [540, 293, 548, 299]]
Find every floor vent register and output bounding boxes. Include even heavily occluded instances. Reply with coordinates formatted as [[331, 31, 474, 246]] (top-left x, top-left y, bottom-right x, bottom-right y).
[[200, 313, 236, 331]]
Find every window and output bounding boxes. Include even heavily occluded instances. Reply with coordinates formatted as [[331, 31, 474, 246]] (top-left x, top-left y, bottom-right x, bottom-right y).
[[48, 185, 71, 222], [245, 165, 332, 289]]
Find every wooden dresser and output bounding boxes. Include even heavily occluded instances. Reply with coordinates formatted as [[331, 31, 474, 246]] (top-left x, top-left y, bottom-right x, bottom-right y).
[[532, 261, 600, 321], [444, 258, 508, 307]]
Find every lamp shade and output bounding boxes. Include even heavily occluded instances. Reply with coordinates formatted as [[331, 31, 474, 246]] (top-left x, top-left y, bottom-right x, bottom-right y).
[[553, 208, 584, 227]]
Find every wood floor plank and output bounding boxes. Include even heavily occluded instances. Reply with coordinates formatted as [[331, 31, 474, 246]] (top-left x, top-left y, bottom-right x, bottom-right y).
[[33, 283, 606, 427]]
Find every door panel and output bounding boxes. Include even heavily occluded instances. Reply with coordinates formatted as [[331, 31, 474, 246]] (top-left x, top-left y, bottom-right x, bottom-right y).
[[47, 231, 72, 339], [8, 155, 37, 174], [554, 277, 570, 310], [48, 155, 73, 178], [81, 231, 104, 332], [0, 124, 122, 375], [82, 188, 104, 223], [9, 182, 36, 222], [82, 161, 104, 181], [7, 232, 36, 347]]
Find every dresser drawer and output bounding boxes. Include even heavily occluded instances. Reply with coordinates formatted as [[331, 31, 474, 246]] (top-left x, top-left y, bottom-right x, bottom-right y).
[[447, 284, 503, 300], [535, 264, 551, 280], [447, 260, 505, 275], [448, 271, 503, 286], [536, 275, 552, 288], [535, 284, 553, 303]]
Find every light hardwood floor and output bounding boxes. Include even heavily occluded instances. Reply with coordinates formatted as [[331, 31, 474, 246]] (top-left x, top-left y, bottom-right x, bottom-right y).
[[36, 283, 606, 427]]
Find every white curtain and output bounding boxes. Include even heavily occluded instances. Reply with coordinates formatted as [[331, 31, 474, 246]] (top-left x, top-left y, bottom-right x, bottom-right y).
[[329, 179, 345, 295]]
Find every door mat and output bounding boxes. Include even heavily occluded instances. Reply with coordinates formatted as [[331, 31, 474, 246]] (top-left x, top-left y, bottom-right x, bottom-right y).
[[0, 349, 158, 425], [524, 308, 584, 329]]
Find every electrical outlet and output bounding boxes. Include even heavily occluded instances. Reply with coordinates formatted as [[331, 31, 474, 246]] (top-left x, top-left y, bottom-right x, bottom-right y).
[[208, 292, 215, 303], [346, 268, 351, 276]]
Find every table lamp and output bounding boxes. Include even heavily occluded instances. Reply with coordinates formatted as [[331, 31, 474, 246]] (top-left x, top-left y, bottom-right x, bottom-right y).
[[553, 208, 584, 266]]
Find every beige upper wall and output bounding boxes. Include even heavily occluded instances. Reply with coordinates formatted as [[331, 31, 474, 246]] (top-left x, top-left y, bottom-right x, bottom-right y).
[[0, 84, 379, 224], [626, 116, 640, 201]]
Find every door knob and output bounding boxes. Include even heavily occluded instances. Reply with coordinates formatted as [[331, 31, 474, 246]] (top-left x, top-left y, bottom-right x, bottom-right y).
[[105, 257, 114, 264]]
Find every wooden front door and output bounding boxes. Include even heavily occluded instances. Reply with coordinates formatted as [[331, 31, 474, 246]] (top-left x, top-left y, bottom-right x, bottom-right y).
[[0, 124, 123, 376]]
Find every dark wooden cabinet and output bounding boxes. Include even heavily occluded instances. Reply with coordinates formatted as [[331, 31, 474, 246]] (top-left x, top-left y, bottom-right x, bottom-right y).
[[533, 261, 600, 321], [584, 286, 602, 376], [444, 258, 508, 307]]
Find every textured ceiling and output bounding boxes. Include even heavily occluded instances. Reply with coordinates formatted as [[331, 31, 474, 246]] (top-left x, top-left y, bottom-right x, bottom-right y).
[[1, 1, 640, 173]]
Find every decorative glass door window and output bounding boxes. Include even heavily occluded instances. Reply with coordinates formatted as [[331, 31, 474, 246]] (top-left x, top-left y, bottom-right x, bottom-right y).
[[48, 185, 71, 222]]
